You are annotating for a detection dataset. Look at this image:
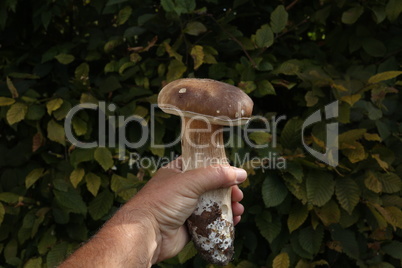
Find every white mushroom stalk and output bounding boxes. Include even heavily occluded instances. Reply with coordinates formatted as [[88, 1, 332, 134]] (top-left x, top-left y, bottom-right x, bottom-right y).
[[158, 78, 253, 265]]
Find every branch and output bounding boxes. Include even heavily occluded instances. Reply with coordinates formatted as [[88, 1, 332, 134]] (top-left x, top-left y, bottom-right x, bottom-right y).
[[208, 14, 257, 69], [286, 0, 300, 11]]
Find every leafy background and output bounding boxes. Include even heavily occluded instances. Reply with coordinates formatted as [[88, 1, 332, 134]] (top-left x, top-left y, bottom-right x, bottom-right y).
[[1, 0, 402, 267]]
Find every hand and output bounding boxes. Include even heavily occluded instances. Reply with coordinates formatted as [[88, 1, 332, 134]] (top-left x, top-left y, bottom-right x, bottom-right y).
[[59, 158, 247, 267], [126, 157, 248, 262]]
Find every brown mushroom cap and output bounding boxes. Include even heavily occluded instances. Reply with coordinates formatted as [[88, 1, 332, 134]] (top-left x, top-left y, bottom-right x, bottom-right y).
[[158, 78, 254, 126]]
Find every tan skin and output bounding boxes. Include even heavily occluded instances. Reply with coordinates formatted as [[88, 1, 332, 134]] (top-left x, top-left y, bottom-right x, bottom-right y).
[[59, 158, 247, 268]]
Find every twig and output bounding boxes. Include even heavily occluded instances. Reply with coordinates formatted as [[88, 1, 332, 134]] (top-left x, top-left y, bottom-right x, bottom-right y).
[[207, 14, 257, 68], [257, 17, 310, 57], [286, 0, 300, 10]]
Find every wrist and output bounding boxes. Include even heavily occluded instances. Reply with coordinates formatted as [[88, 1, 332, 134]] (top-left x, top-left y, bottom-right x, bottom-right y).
[[109, 205, 162, 265], [90, 205, 161, 267]]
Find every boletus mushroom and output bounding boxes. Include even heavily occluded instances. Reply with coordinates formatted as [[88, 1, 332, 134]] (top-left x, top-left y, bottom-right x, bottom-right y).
[[158, 78, 253, 265]]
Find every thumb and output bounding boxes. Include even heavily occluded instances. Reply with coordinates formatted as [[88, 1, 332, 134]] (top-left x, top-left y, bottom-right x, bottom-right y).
[[177, 165, 248, 196]]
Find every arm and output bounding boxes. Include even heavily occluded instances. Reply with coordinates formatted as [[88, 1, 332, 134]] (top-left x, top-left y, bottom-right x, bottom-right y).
[[59, 158, 247, 267], [59, 210, 159, 268]]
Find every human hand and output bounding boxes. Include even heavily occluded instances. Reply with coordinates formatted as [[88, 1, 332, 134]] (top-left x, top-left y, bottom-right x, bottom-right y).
[[121, 157, 247, 263], [59, 157, 247, 267]]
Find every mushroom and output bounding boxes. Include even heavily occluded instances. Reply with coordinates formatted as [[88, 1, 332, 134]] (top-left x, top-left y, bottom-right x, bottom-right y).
[[158, 78, 253, 265]]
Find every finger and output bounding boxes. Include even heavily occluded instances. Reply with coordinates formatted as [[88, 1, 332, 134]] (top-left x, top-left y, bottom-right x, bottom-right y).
[[232, 202, 244, 216], [233, 216, 241, 226], [231, 185, 243, 203], [163, 156, 183, 171], [180, 165, 247, 196]]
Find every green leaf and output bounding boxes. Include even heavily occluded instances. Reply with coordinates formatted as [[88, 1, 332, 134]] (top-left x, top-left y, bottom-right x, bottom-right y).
[[70, 148, 95, 167], [190, 45, 204, 70], [338, 128, 366, 147], [0, 97, 15, 106], [376, 121, 391, 140], [239, 81, 257, 94], [54, 54, 75, 65], [54, 189, 87, 215], [177, 241, 197, 264], [23, 257, 42, 268], [270, 5, 288, 33], [47, 120, 66, 146], [0, 192, 20, 203], [249, 131, 271, 145], [166, 59, 187, 82], [335, 177, 360, 214], [26, 104, 46, 120], [368, 71, 402, 84], [386, 0, 402, 21], [0, 203, 5, 226], [287, 202, 308, 233], [75, 62, 90, 80], [342, 141, 366, 163], [306, 171, 335, 207], [72, 116, 87, 136], [9, 72, 40, 79], [161, 0, 175, 13], [88, 190, 114, 220], [116, 6, 132, 25], [340, 94, 361, 106], [185, 21, 207, 36], [364, 171, 382, 193], [286, 161, 303, 182], [255, 24, 274, 48], [256, 213, 281, 243], [25, 168, 45, 189], [262, 174, 288, 207], [342, 5, 364, 24], [46, 98, 63, 115], [382, 241, 402, 259], [6, 76, 19, 98], [272, 252, 290, 268], [291, 232, 313, 260], [7, 102, 28, 125], [85, 172, 101, 197], [70, 168, 85, 188], [363, 38, 386, 57], [375, 205, 402, 229], [331, 225, 360, 259], [107, 0, 129, 6], [280, 117, 303, 149], [38, 227, 57, 255], [298, 225, 324, 255], [314, 199, 340, 226], [94, 147, 114, 171], [364, 133, 382, 142], [46, 242, 68, 268], [163, 42, 183, 62], [236, 260, 258, 268], [202, 46, 218, 64], [104, 38, 123, 53], [295, 259, 310, 268], [379, 173, 402, 194], [111, 174, 138, 201], [118, 62, 136, 75], [256, 80, 276, 96], [175, 0, 196, 14], [367, 102, 382, 120]]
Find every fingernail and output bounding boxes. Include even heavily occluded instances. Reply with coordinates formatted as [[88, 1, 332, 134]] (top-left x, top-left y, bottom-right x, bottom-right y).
[[234, 168, 247, 183]]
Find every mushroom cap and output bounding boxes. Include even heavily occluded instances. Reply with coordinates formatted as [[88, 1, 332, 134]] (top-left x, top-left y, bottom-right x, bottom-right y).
[[158, 78, 254, 126]]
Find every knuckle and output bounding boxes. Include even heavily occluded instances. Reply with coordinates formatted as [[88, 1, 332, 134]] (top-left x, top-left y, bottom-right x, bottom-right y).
[[213, 164, 235, 183]]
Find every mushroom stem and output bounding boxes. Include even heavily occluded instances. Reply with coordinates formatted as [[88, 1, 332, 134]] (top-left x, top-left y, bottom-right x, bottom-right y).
[[181, 117, 234, 266]]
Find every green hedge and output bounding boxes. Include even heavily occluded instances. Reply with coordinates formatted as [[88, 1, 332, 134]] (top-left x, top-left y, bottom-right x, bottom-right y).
[[1, 0, 402, 267]]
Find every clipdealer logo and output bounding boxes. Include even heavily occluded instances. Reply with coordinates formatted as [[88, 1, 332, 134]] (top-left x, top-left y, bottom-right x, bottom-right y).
[[63, 101, 339, 169]]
